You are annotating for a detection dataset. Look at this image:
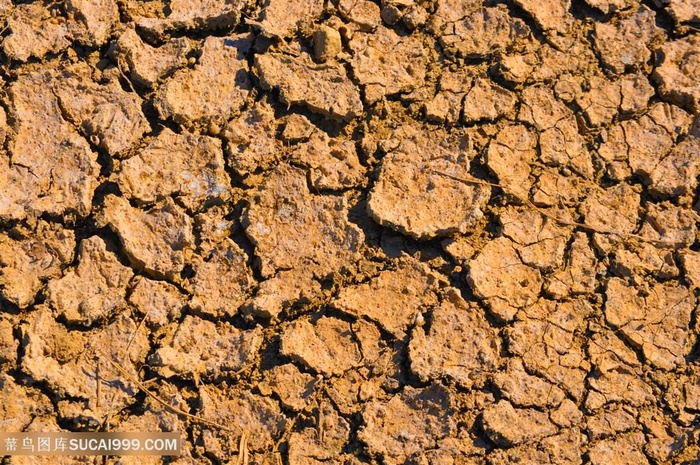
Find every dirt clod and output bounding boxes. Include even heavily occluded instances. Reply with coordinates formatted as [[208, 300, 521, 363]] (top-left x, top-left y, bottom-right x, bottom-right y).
[[54, 67, 150, 156], [359, 384, 456, 464], [605, 278, 695, 370], [99, 195, 194, 281], [128, 277, 185, 328], [592, 6, 663, 75], [333, 257, 444, 339], [468, 237, 543, 322], [256, 0, 324, 38], [154, 35, 252, 128], [152, 315, 262, 381], [255, 52, 363, 121], [653, 34, 700, 113], [3, 4, 71, 62], [243, 164, 363, 279], [482, 400, 558, 446], [368, 125, 490, 240], [2, 71, 99, 221], [118, 128, 230, 210], [313, 25, 342, 62], [114, 29, 192, 89], [281, 316, 361, 377], [47, 236, 133, 326], [0, 222, 75, 308], [409, 289, 500, 387], [21, 307, 149, 423]]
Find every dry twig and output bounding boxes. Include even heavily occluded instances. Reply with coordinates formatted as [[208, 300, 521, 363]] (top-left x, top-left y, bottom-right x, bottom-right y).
[[104, 356, 238, 434], [430, 169, 689, 248]]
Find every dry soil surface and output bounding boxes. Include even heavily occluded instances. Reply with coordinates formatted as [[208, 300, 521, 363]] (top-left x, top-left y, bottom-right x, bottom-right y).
[[0, 0, 700, 464]]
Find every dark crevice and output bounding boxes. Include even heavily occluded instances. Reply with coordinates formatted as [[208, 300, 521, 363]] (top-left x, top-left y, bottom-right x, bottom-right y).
[[640, 0, 677, 38]]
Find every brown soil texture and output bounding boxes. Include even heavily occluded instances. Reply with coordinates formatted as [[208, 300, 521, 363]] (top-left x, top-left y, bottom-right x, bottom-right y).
[[0, 0, 700, 464]]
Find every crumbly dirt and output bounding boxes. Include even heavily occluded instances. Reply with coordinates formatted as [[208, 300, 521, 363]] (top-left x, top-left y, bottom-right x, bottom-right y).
[[0, 1, 699, 464]]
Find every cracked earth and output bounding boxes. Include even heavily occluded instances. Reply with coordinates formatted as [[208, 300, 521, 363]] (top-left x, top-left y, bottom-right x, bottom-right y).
[[0, 0, 699, 463]]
